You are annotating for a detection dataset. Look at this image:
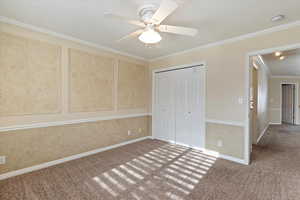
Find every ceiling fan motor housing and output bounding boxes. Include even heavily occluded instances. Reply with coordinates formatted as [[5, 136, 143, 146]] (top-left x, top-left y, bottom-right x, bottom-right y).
[[138, 4, 157, 24]]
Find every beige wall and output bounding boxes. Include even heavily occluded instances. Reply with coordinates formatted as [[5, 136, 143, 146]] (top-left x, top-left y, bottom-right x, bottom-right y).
[[0, 22, 150, 175], [269, 77, 300, 124], [1, 20, 300, 173], [150, 25, 300, 160], [0, 116, 149, 174]]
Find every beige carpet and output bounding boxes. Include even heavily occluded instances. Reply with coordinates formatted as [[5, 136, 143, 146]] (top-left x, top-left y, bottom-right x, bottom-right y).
[[1, 124, 300, 200]]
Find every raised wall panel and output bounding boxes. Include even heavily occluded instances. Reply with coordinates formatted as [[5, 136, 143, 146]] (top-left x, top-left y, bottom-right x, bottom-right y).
[[0, 33, 61, 116], [69, 49, 114, 112], [118, 60, 148, 109]]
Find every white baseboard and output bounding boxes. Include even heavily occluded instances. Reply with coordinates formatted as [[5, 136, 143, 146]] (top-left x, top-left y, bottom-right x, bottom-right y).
[[269, 122, 281, 125], [205, 119, 245, 127], [256, 124, 269, 144], [153, 137, 248, 165], [201, 149, 247, 165], [0, 136, 151, 181]]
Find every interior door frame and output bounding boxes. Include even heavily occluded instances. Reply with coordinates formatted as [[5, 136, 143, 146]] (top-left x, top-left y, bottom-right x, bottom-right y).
[[280, 82, 298, 124], [152, 62, 207, 149], [245, 43, 300, 165]]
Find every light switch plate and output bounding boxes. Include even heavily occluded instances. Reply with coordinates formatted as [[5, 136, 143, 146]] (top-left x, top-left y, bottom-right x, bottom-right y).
[[0, 156, 6, 164], [127, 130, 131, 136]]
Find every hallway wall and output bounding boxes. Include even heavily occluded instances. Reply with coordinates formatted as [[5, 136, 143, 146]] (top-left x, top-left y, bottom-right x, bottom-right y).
[[251, 56, 270, 143]]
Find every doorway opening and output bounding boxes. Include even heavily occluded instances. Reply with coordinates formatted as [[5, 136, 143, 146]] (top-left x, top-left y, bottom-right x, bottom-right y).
[[246, 44, 300, 164], [281, 83, 297, 125]]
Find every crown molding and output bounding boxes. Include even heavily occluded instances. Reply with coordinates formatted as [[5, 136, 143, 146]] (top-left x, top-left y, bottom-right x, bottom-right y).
[[1, 16, 300, 63], [0, 16, 147, 62], [150, 20, 300, 62]]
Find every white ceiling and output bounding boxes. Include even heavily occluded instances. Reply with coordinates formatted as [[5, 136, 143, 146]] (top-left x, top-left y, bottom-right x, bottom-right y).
[[262, 49, 300, 76], [1, 0, 300, 60]]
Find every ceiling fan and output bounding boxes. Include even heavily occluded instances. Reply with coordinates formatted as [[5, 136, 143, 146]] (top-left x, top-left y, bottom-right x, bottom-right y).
[[104, 0, 198, 44]]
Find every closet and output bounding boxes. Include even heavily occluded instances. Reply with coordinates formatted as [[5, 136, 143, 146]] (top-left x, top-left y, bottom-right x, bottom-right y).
[[153, 65, 206, 149]]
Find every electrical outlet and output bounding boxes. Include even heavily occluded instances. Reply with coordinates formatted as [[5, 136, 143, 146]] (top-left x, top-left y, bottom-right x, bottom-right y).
[[138, 128, 142, 133], [217, 140, 223, 147], [0, 156, 6, 165], [127, 130, 131, 136]]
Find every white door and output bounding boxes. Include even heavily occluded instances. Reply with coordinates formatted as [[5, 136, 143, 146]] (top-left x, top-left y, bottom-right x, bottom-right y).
[[153, 66, 205, 149], [154, 70, 176, 142]]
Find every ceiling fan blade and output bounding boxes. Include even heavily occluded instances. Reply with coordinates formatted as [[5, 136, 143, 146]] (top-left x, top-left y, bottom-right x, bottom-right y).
[[151, 0, 178, 24], [104, 13, 145, 27], [158, 25, 198, 36], [117, 29, 144, 42]]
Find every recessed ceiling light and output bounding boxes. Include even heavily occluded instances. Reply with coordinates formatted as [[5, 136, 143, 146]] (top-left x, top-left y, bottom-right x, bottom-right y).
[[279, 56, 285, 60], [271, 15, 285, 22], [275, 51, 282, 57]]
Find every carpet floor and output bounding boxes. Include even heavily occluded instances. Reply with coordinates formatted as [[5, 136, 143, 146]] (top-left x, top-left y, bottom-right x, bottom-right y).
[[1, 124, 300, 200]]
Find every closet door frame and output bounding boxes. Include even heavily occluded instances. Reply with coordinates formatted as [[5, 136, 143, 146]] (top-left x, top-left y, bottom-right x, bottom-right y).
[[152, 62, 207, 149]]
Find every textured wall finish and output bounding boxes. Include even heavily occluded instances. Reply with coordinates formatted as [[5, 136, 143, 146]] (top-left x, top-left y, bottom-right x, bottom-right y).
[[118, 60, 148, 109], [0, 32, 61, 116], [69, 49, 115, 112], [0, 116, 150, 174]]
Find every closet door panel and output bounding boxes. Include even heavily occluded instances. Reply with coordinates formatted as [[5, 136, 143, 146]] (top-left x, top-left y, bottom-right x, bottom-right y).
[[175, 67, 205, 148], [154, 72, 176, 142], [174, 68, 190, 147]]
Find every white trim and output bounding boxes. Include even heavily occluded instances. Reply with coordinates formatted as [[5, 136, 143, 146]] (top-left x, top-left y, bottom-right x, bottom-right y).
[[205, 119, 245, 127], [269, 122, 282, 125], [256, 124, 269, 144], [0, 136, 152, 180], [246, 43, 300, 166], [154, 138, 247, 165], [152, 62, 206, 73], [0, 113, 150, 132], [257, 55, 271, 76], [0, 16, 147, 61], [151, 20, 300, 62], [271, 75, 300, 79], [200, 148, 246, 165]]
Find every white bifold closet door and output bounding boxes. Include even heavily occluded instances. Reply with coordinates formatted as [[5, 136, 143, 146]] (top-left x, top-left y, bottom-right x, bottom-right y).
[[154, 66, 205, 149]]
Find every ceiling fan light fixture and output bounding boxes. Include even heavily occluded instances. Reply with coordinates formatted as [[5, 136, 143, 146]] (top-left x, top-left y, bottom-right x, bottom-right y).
[[139, 29, 162, 44]]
